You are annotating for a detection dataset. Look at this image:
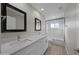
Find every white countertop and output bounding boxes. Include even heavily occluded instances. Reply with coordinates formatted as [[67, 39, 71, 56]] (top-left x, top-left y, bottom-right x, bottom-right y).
[[1, 34, 47, 55]]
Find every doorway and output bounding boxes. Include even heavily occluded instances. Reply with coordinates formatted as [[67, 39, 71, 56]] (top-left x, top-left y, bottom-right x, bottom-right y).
[[46, 17, 65, 46]]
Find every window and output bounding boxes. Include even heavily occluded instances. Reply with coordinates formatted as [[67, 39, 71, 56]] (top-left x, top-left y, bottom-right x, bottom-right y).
[[51, 23, 59, 28], [51, 24, 55, 28], [55, 23, 59, 28]]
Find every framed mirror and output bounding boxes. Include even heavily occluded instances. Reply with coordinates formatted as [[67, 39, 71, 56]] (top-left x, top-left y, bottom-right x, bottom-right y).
[[35, 18, 41, 31], [1, 3, 26, 33]]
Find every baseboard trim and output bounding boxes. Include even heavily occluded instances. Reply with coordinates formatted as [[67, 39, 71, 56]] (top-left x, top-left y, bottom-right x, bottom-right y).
[[43, 45, 48, 55], [65, 45, 69, 55]]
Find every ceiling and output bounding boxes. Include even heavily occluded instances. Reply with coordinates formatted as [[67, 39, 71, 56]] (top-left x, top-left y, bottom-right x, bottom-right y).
[[30, 3, 67, 20]]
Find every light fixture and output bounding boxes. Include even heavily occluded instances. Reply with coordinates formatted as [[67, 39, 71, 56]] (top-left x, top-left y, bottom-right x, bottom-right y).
[[41, 8, 44, 11]]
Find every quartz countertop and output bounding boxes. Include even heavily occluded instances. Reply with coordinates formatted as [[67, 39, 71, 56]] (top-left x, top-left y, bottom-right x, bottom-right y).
[[1, 34, 47, 55]]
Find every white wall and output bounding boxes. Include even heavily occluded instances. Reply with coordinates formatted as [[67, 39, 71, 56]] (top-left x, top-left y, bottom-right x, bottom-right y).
[[0, 3, 45, 44], [0, 4, 1, 54], [76, 4, 79, 49], [64, 3, 77, 54]]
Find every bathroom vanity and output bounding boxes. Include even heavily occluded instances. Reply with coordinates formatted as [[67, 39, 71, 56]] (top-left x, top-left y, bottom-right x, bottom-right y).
[[1, 34, 48, 55], [0, 3, 47, 55]]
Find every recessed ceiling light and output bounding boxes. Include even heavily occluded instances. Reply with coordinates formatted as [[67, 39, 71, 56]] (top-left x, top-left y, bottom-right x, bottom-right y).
[[41, 8, 44, 11]]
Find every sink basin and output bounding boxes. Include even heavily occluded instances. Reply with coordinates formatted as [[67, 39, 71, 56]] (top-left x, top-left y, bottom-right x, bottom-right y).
[[23, 39, 32, 41], [10, 39, 32, 46], [19, 38, 32, 41]]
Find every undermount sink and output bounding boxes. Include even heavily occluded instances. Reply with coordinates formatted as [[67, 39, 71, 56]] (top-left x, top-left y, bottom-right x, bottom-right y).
[[19, 38, 32, 41], [10, 39, 32, 46]]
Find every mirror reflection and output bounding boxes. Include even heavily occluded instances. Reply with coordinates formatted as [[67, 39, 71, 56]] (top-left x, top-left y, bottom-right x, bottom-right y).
[[1, 3, 26, 32], [7, 7, 24, 30], [35, 18, 41, 31]]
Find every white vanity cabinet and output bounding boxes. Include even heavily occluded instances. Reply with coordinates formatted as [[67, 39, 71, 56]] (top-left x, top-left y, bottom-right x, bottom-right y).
[[1, 34, 48, 55], [13, 37, 48, 55]]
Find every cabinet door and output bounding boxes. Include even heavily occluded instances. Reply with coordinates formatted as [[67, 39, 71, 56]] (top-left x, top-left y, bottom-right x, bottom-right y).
[[13, 37, 48, 55]]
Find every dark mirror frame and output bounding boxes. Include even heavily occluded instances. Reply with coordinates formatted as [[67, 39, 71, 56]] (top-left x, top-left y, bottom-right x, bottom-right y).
[[1, 3, 26, 33], [35, 18, 41, 31]]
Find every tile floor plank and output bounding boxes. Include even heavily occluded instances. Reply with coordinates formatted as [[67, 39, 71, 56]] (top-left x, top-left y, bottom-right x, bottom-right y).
[[45, 42, 66, 55]]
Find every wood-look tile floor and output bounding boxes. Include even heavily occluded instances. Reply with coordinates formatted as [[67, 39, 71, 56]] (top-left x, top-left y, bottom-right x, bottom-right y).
[[44, 42, 66, 55]]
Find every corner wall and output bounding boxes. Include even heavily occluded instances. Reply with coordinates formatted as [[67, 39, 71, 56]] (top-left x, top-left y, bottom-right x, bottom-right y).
[[64, 3, 77, 54], [76, 4, 79, 50], [0, 3, 1, 54]]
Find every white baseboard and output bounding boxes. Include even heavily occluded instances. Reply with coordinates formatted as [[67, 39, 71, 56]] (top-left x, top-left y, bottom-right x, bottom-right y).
[[65, 45, 69, 55]]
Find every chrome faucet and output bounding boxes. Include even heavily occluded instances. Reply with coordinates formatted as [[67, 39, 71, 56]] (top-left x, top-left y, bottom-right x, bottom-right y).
[[17, 35, 21, 41], [38, 32, 41, 34]]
